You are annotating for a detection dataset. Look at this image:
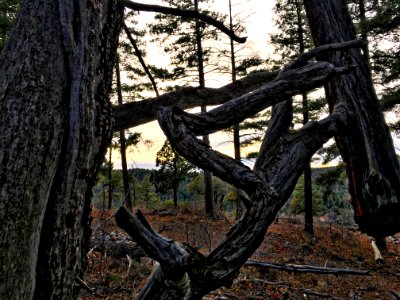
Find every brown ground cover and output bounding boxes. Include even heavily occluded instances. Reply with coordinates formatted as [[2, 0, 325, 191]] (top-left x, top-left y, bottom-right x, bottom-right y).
[[79, 209, 400, 299]]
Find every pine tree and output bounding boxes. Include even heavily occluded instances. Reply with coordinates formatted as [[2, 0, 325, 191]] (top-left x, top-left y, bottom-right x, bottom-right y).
[[149, 0, 225, 216], [350, 0, 400, 134], [224, 0, 265, 217], [270, 0, 317, 233], [155, 140, 196, 207], [114, 11, 160, 210]]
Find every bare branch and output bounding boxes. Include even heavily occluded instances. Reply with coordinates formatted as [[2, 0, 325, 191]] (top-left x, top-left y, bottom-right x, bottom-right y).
[[175, 62, 353, 135], [113, 71, 278, 131], [245, 260, 371, 276], [122, 21, 159, 96], [119, 0, 246, 43], [115, 207, 190, 299], [157, 107, 261, 191], [283, 39, 366, 71], [115, 207, 188, 272]]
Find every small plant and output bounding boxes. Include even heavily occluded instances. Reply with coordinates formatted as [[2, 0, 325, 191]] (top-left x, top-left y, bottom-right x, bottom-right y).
[[163, 199, 175, 208]]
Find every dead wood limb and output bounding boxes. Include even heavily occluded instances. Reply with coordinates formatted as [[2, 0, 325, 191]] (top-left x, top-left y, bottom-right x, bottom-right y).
[[119, 0, 246, 43], [125, 254, 132, 278], [390, 290, 400, 300], [237, 278, 288, 286], [113, 70, 278, 131], [174, 62, 351, 136], [115, 207, 190, 299], [122, 21, 159, 96], [157, 74, 343, 299], [283, 39, 366, 71], [75, 276, 93, 294], [245, 260, 371, 276], [115, 207, 188, 271], [139, 263, 190, 300], [371, 239, 384, 263]]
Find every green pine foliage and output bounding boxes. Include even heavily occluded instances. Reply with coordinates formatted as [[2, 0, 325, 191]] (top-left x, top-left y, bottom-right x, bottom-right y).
[[269, 0, 313, 65], [155, 140, 196, 205], [289, 175, 323, 216], [0, 0, 20, 51], [149, 0, 225, 86]]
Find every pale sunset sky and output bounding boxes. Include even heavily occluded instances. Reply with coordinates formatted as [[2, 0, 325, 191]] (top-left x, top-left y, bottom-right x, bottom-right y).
[[112, 0, 400, 169], [112, 0, 278, 169]]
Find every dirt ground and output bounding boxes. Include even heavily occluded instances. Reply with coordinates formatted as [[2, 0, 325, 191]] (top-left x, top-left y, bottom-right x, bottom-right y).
[[78, 209, 400, 299]]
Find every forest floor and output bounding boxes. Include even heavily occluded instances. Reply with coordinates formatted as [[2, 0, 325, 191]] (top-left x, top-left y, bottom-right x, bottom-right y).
[[78, 208, 400, 300]]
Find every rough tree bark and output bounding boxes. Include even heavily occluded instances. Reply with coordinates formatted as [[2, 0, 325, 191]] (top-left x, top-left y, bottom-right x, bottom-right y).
[[0, 2, 249, 298], [304, 0, 400, 238], [0, 0, 123, 298], [113, 70, 278, 130]]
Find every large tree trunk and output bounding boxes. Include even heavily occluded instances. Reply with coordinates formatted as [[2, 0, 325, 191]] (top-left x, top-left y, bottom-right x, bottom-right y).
[[304, 0, 400, 238], [0, 0, 123, 299]]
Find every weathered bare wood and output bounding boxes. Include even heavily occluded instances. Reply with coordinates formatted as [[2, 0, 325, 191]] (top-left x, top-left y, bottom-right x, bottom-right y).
[[370, 240, 384, 263], [119, 0, 246, 43], [304, 0, 400, 238], [245, 260, 371, 276], [142, 43, 355, 298], [122, 21, 159, 97], [115, 207, 189, 299], [157, 99, 349, 299], [113, 6, 394, 298], [113, 71, 278, 131], [391, 290, 400, 300], [115, 208, 188, 271], [174, 62, 354, 135], [140, 263, 190, 300], [284, 39, 366, 71]]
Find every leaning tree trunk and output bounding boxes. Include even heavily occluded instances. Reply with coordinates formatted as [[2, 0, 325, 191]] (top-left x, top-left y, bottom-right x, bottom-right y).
[[0, 0, 123, 299], [304, 0, 400, 238]]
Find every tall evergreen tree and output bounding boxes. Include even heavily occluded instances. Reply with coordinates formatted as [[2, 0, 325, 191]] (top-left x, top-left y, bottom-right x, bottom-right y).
[[149, 0, 224, 216], [155, 140, 196, 206], [114, 11, 159, 211], [270, 0, 317, 233], [349, 0, 400, 133], [225, 0, 265, 217]]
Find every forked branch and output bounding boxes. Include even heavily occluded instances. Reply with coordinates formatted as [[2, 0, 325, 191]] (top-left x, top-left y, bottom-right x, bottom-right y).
[[116, 42, 363, 299]]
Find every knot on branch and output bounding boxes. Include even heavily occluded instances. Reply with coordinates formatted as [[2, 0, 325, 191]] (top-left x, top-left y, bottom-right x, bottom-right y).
[[330, 102, 352, 133]]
